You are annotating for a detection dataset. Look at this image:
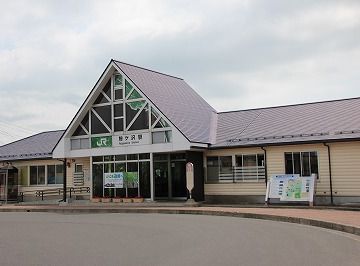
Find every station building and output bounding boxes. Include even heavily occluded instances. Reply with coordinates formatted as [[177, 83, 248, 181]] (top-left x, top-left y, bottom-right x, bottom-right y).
[[1, 59, 360, 204]]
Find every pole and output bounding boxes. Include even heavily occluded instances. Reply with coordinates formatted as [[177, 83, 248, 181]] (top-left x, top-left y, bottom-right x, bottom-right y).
[[323, 143, 334, 205]]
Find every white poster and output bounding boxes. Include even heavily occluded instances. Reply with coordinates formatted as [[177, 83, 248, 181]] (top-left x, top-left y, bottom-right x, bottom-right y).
[[104, 172, 124, 188]]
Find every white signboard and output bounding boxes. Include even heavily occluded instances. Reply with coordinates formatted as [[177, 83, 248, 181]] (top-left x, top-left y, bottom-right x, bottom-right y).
[[113, 133, 150, 147], [266, 174, 316, 205], [186, 162, 194, 197], [104, 172, 124, 188]]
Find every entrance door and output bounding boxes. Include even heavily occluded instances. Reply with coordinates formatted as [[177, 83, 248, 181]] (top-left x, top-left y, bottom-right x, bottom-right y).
[[154, 161, 169, 198], [171, 161, 187, 198], [0, 173, 5, 201]]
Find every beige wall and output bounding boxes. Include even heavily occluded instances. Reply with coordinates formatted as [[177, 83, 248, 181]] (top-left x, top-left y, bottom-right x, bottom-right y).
[[204, 147, 267, 196], [204, 141, 360, 197], [330, 142, 360, 196], [10, 157, 91, 194], [67, 157, 91, 187]]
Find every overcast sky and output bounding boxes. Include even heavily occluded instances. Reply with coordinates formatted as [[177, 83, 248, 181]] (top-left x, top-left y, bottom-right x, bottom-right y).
[[1, 0, 360, 145]]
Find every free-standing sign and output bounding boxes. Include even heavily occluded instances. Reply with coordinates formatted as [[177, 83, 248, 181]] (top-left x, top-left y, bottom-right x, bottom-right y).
[[186, 162, 194, 198], [91, 136, 112, 148], [104, 172, 124, 188], [265, 174, 316, 206]]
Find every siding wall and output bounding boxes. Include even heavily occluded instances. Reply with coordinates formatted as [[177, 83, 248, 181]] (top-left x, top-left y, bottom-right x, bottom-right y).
[[67, 157, 91, 187], [330, 142, 360, 196], [204, 141, 360, 198], [204, 147, 267, 195], [11, 157, 91, 194]]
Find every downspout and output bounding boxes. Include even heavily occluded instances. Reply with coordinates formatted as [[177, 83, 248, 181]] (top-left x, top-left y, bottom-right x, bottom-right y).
[[261, 147, 268, 184], [323, 143, 334, 205], [63, 159, 67, 203]]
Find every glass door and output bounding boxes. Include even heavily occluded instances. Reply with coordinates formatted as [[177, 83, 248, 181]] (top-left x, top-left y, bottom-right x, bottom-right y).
[[171, 161, 187, 198], [154, 161, 169, 198]]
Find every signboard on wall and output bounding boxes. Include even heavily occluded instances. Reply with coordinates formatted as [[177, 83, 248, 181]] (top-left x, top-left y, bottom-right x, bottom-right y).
[[113, 133, 150, 147], [91, 136, 112, 148], [104, 172, 124, 188], [266, 174, 316, 205]]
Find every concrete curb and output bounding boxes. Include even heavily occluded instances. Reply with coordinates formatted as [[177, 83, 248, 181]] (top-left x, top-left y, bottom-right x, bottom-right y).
[[1, 206, 359, 236]]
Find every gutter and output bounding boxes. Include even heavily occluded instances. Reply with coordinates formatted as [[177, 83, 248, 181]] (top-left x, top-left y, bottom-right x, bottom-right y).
[[323, 143, 334, 205], [260, 147, 268, 184]]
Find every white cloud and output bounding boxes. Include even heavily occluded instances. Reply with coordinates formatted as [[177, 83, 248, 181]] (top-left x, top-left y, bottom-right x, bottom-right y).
[[1, 0, 360, 144]]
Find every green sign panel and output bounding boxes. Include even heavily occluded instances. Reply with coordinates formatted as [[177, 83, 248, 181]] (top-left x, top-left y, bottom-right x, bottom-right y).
[[91, 136, 112, 148]]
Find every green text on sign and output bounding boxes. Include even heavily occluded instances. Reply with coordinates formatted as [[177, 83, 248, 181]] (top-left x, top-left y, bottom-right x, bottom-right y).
[[91, 136, 112, 148]]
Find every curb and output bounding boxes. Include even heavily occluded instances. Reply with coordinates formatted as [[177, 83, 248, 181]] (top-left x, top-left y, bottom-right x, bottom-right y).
[[1, 207, 359, 236]]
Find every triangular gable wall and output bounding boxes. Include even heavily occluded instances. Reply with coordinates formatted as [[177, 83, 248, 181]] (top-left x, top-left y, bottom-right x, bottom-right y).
[[54, 61, 191, 157]]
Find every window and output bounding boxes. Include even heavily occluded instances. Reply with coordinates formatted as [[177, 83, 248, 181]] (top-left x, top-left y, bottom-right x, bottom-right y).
[[75, 164, 83, 173], [30, 166, 45, 185], [235, 154, 265, 181], [284, 152, 319, 178], [206, 156, 232, 182], [207, 154, 265, 183], [152, 131, 172, 144], [47, 165, 64, 185], [71, 138, 89, 150]]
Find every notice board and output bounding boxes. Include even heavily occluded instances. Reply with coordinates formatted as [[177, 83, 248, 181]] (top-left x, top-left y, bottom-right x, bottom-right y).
[[265, 174, 316, 206]]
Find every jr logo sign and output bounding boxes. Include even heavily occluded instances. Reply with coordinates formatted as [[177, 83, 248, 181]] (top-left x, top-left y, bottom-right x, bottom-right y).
[[91, 136, 112, 148]]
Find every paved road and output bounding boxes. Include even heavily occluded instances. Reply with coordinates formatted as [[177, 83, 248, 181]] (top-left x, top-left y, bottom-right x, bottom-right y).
[[0, 213, 359, 266]]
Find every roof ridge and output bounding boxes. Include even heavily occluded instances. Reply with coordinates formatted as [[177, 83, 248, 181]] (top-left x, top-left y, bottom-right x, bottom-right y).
[[0, 129, 65, 148], [218, 96, 360, 114], [112, 59, 184, 80]]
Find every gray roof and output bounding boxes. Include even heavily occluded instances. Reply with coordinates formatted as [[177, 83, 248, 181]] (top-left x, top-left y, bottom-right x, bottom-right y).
[[114, 61, 217, 143], [213, 97, 360, 148], [0, 130, 64, 161]]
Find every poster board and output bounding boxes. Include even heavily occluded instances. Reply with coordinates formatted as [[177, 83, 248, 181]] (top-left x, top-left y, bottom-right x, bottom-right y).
[[104, 172, 124, 188], [265, 174, 316, 206]]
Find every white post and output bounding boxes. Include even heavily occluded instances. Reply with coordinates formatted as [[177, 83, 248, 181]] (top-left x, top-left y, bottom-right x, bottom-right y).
[[150, 152, 154, 201]]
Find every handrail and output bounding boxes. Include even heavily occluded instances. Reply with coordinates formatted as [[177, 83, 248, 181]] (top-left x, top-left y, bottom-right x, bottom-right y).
[[219, 166, 265, 183], [34, 186, 91, 201]]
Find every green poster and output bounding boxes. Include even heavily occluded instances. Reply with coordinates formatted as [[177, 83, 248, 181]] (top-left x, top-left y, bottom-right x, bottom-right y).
[[124, 172, 139, 188], [91, 136, 112, 148]]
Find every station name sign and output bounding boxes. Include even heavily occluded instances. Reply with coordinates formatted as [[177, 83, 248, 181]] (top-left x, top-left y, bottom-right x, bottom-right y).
[[113, 133, 150, 146], [91, 133, 150, 148]]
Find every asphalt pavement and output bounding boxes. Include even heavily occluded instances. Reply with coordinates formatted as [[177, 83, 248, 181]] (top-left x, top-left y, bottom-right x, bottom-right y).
[[0, 212, 359, 266]]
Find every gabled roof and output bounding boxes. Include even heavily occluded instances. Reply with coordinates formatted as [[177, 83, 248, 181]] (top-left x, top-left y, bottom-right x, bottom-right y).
[[113, 61, 217, 143], [213, 97, 360, 148], [0, 130, 64, 161]]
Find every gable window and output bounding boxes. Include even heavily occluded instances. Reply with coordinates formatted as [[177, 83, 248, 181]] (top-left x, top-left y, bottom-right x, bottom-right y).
[[70, 72, 173, 145], [284, 152, 319, 178], [30, 166, 45, 185], [152, 131, 172, 144], [71, 138, 89, 150]]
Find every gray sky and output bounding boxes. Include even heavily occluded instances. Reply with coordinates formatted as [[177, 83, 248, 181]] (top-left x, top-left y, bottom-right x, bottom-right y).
[[1, 0, 360, 145]]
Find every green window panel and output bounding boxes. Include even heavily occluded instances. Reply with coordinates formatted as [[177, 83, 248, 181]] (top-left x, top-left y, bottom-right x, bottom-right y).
[[114, 74, 123, 86], [125, 80, 133, 97], [128, 89, 142, 100]]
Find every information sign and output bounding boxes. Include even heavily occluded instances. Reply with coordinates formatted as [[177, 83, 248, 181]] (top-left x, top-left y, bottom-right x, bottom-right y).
[[104, 172, 124, 188], [266, 174, 316, 206]]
